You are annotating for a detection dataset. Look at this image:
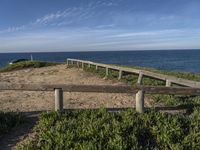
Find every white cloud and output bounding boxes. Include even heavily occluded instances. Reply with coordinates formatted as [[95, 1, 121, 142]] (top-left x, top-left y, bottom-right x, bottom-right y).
[[95, 24, 115, 29], [0, 0, 121, 35], [0, 28, 200, 52], [109, 29, 183, 38], [0, 25, 26, 34], [32, 8, 81, 25], [0, 0, 200, 52], [0, 2, 97, 34]]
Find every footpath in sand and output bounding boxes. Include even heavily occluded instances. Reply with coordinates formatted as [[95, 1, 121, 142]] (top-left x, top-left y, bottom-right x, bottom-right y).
[[0, 64, 153, 112]]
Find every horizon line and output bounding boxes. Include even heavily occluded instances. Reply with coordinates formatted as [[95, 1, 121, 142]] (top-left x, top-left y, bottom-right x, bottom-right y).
[[0, 48, 200, 54]]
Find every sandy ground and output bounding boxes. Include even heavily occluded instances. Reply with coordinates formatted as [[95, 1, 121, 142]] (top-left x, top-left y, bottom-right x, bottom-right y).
[[0, 65, 153, 112]]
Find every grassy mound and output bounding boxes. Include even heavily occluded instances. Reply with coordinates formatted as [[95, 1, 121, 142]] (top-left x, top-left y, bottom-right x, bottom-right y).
[[0, 61, 60, 72], [17, 109, 199, 149], [0, 112, 24, 136]]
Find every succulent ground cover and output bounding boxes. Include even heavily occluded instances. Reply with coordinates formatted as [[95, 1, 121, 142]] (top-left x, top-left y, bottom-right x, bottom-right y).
[[17, 108, 199, 149]]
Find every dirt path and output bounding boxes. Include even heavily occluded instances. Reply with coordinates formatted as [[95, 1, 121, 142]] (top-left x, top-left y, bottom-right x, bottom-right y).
[[0, 65, 155, 149], [0, 112, 39, 150], [0, 65, 154, 112]]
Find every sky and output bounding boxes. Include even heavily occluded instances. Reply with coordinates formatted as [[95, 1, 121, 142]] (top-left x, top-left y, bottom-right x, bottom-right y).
[[0, 0, 200, 52]]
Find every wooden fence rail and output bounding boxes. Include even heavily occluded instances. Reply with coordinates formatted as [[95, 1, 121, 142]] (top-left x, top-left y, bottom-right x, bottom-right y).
[[67, 58, 200, 88], [1, 83, 200, 113]]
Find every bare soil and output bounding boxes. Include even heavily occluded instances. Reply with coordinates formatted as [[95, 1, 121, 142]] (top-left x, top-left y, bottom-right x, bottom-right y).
[[0, 65, 154, 112]]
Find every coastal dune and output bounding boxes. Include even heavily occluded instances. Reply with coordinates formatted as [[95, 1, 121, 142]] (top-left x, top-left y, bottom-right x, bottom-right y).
[[0, 64, 153, 112]]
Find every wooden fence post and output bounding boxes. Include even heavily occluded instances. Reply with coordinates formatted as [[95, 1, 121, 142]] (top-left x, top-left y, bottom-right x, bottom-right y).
[[82, 62, 84, 69], [106, 67, 109, 76], [137, 73, 143, 85], [77, 62, 79, 68], [66, 59, 69, 66], [55, 88, 63, 111], [96, 65, 98, 70], [136, 90, 144, 113], [166, 79, 171, 87], [118, 70, 122, 80]]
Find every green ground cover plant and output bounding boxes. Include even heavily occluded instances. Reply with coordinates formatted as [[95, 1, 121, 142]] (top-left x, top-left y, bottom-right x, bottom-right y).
[[17, 108, 199, 149], [0, 61, 60, 72], [116, 64, 200, 82]]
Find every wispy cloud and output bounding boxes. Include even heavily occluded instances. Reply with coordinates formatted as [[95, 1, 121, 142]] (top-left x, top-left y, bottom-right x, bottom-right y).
[[1, 28, 200, 52], [0, 0, 200, 52], [0, 25, 26, 34], [108, 29, 183, 38], [95, 24, 115, 29], [31, 7, 94, 27], [0, 0, 118, 34]]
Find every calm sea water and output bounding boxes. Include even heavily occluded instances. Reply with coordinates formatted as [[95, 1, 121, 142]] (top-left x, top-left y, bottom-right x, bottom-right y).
[[0, 50, 200, 73]]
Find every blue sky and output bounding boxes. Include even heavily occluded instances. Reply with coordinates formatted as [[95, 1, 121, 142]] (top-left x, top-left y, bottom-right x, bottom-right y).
[[0, 0, 200, 52]]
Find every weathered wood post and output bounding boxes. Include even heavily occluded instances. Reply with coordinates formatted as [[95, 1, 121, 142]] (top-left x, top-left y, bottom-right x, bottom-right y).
[[106, 67, 109, 77], [137, 72, 143, 85], [96, 65, 98, 70], [88, 63, 91, 68], [82, 62, 84, 69], [136, 90, 145, 113], [77, 61, 79, 68], [66, 59, 69, 67], [166, 79, 171, 87], [55, 88, 63, 111], [118, 70, 122, 80], [68, 60, 71, 66]]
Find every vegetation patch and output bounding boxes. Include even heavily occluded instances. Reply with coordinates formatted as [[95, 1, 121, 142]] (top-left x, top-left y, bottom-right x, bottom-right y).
[[69, 63, 200, 113], [69, 64, 166, 86], [120, 65, 200, 82], [0, 112, 24, 136], [17, 108, 199, 149], [70, 63, 199, 92], [0, 61, 61, 72]]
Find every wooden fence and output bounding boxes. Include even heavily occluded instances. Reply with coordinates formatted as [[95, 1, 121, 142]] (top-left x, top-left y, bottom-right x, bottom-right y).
[[67, 58, 200, 88], [1, 83, 200, 113], [1, 59, 199, 113]]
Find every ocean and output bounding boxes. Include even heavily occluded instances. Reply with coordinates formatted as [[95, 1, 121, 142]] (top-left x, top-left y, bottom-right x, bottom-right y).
[[0, 50, 200, 73]]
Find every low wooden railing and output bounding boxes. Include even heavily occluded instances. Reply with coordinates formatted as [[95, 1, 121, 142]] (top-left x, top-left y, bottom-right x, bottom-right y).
[[1, 83, 200, 113], [67, 58, 200, 88]]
